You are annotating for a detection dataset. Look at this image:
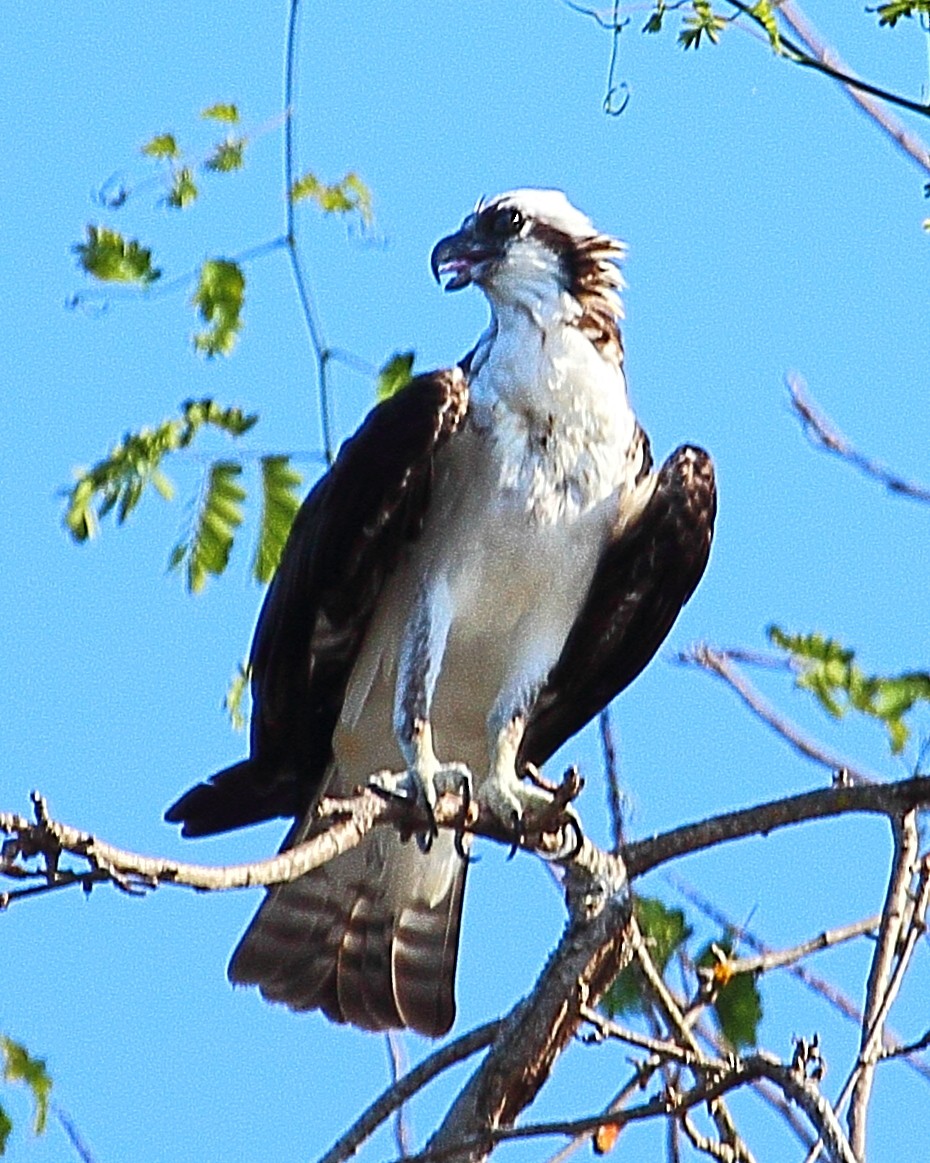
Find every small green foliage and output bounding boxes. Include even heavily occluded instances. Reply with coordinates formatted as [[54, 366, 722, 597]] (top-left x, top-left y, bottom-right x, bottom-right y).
[[201, 103, 239, 124], [171, 461, 246, 593], [253, 455, 303, 583], [679, 0, 727, 48], [1, 1038, 51, 1144], [769, 626, 930, 754], [63, 399, 258, 542], [205, 139, 246, 173], [697, 942, 762, 1050], [643, 2, 666, 34], [192, 259, 245, 357], [290, 170, 373, 225], [166, 167, 198, 209], [73, 226, 161, 285], [601, 897, 692, 1017], [141, 132, 180, 159], [873, 0, 930, 27], [376, 351, 415, 401], [224, 660, 251, 732], [0, 1103, 11, 1154], [749, 0, 781, 51]]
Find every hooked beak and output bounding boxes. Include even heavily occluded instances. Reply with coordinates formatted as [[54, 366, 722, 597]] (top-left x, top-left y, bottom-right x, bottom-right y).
[[430, 229, 499, 292]]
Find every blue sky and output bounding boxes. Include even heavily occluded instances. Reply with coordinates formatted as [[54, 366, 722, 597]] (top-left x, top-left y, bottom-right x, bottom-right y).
[[3, 2, 930, 1160]]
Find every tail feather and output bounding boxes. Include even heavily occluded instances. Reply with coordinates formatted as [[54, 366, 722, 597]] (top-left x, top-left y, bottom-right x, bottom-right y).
[[229, 831, 466, 1037]]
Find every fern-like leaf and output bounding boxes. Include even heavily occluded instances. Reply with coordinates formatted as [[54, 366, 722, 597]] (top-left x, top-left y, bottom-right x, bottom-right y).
[[171, 461, 245, 593], [253, 455, 303, 583]]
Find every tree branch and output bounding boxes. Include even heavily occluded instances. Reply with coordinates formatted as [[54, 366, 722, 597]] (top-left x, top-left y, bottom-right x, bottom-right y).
[[789, 374, 930, 505], [317, 1022, 502, 1163], [848, 817, 924, 1156], [678, 643, 882, 785], [623, 776, 930, 877]]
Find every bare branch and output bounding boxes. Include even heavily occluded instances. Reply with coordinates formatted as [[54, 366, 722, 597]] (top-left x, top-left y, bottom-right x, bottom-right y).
[[722, 915, 880, 977], [317, 1022, 501, 1163], [678, 643, 881, 785], [400, 1048, 857, 1163], [623, 776, 930, 878], [789, 375, 930, 505], [669, 873, 930, 1084], [776, 0, 930, 177], [848, 823, 925, 1156]]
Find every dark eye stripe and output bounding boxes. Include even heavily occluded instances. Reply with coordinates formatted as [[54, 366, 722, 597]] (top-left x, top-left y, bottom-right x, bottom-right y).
[[475, 205, 524, 239]]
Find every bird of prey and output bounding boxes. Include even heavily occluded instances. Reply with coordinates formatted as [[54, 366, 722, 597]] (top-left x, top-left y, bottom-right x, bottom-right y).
[[166, 189, 716, 1037]]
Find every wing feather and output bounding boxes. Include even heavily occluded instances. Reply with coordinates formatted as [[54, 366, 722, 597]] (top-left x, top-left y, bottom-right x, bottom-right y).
[[166, 368, 469, 835], [520, 445, 716, 768]]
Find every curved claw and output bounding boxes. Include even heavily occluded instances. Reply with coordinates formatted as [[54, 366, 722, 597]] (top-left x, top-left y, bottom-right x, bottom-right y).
[[452, 773, 479, 863], [415, 800, 440, 853], [505, 810, 526, 861], [536, 813, 584, 863]]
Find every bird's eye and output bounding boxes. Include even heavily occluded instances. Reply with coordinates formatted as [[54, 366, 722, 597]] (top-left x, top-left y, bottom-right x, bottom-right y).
[[478, 206, 525, 239]]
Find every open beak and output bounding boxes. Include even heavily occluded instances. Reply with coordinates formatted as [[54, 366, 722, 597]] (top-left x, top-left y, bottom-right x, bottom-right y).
[[430, 229, 498, 292]]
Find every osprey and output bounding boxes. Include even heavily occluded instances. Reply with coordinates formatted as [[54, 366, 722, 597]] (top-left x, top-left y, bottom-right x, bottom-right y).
[[167, 189, 716, 1037]]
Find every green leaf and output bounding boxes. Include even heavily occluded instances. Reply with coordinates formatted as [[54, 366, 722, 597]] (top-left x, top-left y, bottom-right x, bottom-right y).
[[224, 660, 251, 732], [62, 399, 257, 542], [1, 1038, 51, 1139], [679, 0, 727, 48], [643, 2, 666, 33], [253, 455, 303, 583], [376, 351, 415, 401], [290, 170, 373, 224], [768, 626, 930, 756], [171, 461, 245, 593], [73, 226, 161, 285], [0, 1102, 11, 1154], [697, 943, 762, 1050], [141, 132, 179, 159], [165, 167, 198, 209], [205, 139, 245, 173], [749, 0, 781, 51], [601, 898, 692, 1017], [873, 0, 930, 27], [192, 259, 245, 357], [201, 103, 239, 123]]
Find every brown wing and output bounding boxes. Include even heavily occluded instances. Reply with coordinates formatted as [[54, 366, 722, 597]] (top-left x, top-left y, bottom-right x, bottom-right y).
[[166, 368, 469, 836], [520, 445, 716, 768]]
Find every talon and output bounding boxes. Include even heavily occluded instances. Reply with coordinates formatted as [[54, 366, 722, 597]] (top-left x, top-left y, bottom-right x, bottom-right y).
[[537, 813, 583, 862], [505, 810, 525, 860], [453, 774, 476, 862]]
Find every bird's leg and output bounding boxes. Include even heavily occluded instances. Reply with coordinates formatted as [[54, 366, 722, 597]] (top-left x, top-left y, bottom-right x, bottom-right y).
[[479, 683, 553, 836], [369, 580, 470, 850], [479, 675, 581, 852]]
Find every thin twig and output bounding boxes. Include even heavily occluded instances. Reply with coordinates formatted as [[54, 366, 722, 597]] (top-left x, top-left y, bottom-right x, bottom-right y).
[[317, 1022, 501, 1163], [776, 0, 930, 177], [678, 643, 881, 785], [724, 0, 930, 127], [667, 872, 930, 1084], [386, 1032, 413, 1158], [598, 708, 626, 851], [397, 1049, 857, 1163], [722, 915, 880, 976], [789, 374, 930, 505], [282, 0, 335, 462]]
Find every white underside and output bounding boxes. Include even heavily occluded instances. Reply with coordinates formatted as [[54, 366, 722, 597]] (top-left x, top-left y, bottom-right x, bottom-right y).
[[332, 295, 649, 815]]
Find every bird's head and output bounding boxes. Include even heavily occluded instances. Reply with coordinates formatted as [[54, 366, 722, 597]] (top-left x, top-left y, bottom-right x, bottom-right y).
[[430, 189, 625, 325]]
